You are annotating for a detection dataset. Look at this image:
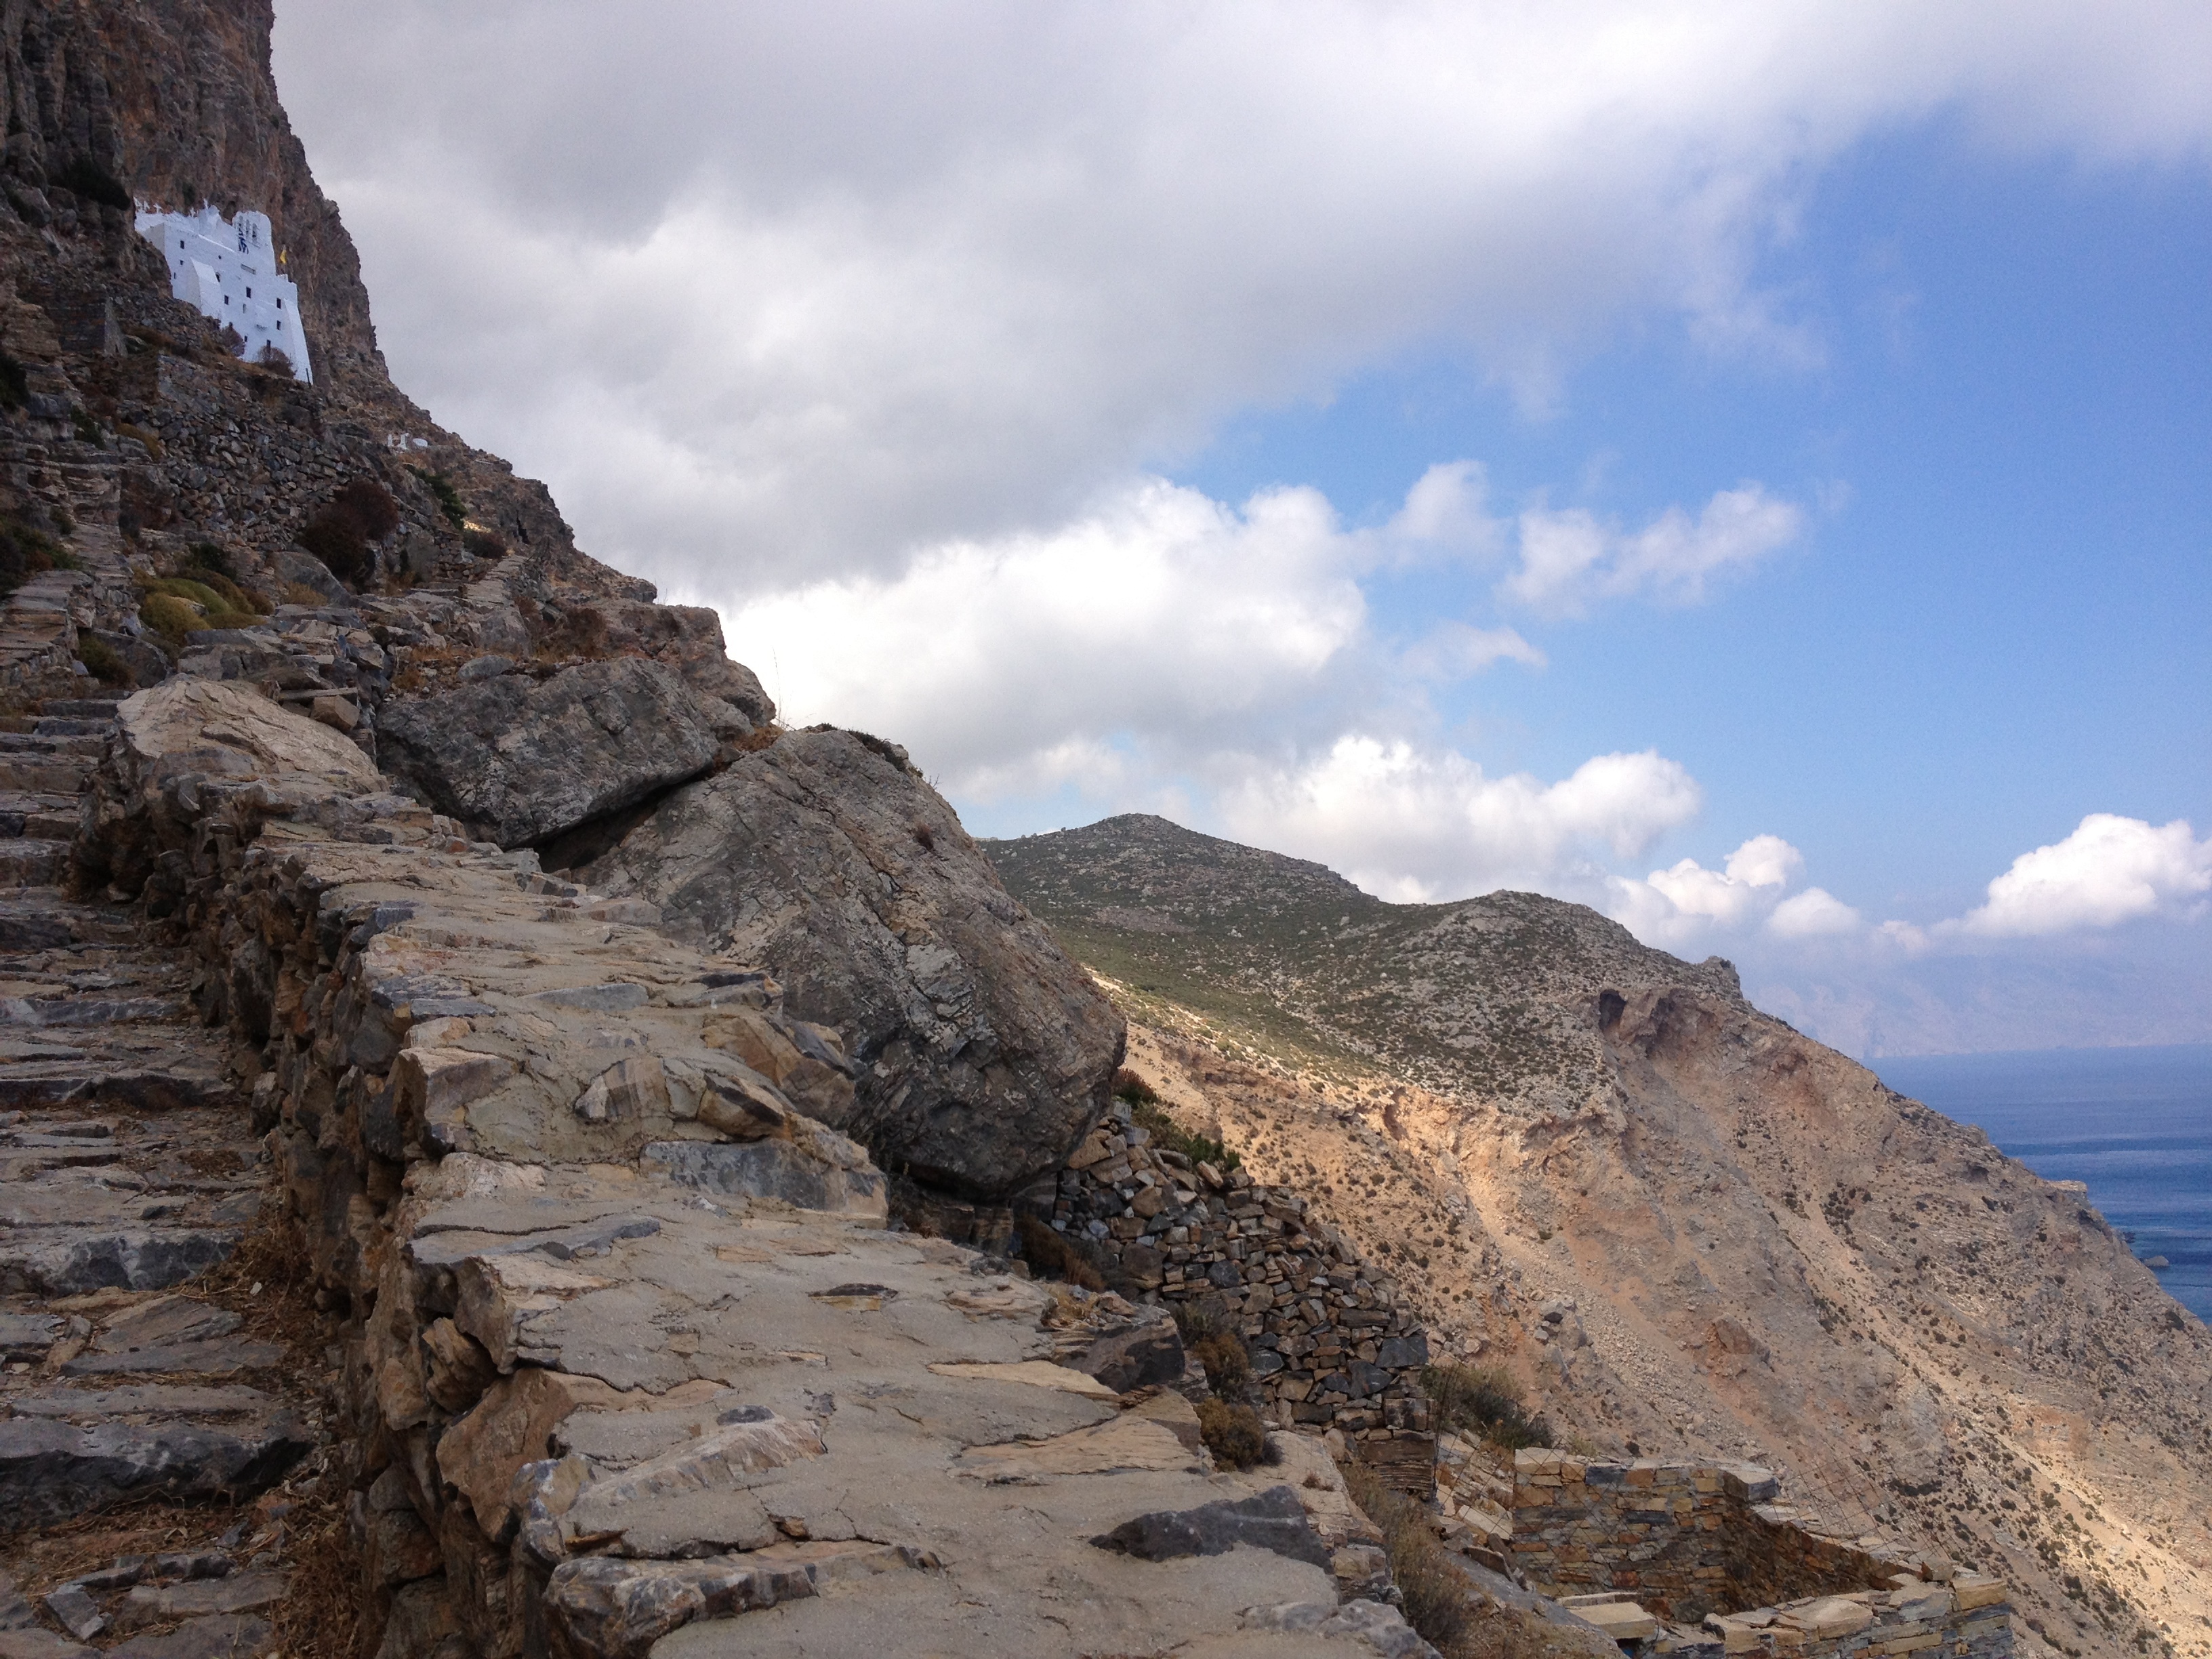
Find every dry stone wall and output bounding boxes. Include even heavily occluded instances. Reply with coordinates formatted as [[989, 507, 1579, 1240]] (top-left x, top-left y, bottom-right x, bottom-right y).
[[1038, 1103, 1438, 1488], [1504, 1449, 2013, 1659]]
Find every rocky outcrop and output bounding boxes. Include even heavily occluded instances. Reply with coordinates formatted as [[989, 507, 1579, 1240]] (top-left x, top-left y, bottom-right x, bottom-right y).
[[582, 728, 1125, 1198], [70, 675, 384, 905], [0, 682, 1425, 1659], [377, 657, 726, 849], [579, 598, 776, 727], [996, 816, 2209, 1659]]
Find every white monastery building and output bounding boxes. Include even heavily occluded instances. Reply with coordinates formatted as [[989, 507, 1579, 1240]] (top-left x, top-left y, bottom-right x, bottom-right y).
[[133, 205, 312, 382]]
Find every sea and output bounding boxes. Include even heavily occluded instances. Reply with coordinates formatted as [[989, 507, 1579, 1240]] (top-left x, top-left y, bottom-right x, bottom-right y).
[[1875, 1044, 2212, 1324]]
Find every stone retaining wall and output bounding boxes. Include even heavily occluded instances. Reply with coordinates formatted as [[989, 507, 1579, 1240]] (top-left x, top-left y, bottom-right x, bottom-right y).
[[1034, 1103, 1437, 1489], [1510, 1449, 1895, 1619], [1509, 1449, 2013, 1659], [1696, 1577, 2014, 1659]]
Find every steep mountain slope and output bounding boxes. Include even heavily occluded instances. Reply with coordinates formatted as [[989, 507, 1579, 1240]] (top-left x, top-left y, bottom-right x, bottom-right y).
[[989, 815, 2212, 1659]]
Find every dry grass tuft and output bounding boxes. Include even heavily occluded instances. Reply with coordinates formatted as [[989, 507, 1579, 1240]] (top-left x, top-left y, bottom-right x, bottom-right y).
[[1197, 1397, 1271, 1469], [1015, 1211, 1107, 1290], [270, 1486, 364, 1659], [1344, 1458, 1475, 1654]]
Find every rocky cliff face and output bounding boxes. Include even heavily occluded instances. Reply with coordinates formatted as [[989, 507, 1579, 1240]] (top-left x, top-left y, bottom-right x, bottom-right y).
[[990, 815, 2212, 1659], [4, 0, 377, 386], [0, 7, 1285, 1655], [0, 0, 1122, 1202]]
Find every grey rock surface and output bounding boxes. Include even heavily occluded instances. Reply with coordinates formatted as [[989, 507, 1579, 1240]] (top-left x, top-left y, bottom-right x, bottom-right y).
[[583, 598, 776, 726], [0, 1413, 314, 1528], [583, 728, 1124, 1197], [378, 657, 721, 848], [102, 1616, 272, 1659], [1091, 1485, 1335, 1570]]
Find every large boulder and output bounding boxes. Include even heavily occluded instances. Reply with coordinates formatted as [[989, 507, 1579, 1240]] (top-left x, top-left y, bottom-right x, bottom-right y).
[[378, 657, 720, 848], [75, 677, 385, 902], [579, 728, 1124, 1197], [583, 598, 776, 725]]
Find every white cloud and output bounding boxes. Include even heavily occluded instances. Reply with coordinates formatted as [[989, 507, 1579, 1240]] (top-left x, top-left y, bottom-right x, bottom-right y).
[[1221, 741, 1702, 904], [1401, 623, 1547, 680], [1959, 814, 2212, 937], [1502, 486, 1805, 616], [721, 468, 1533, 788], [1604, 832, 1864, 947], [1645, 833, 1801, 926], [1769, 887, 1865, 938], [271, 1, 2212, 590]]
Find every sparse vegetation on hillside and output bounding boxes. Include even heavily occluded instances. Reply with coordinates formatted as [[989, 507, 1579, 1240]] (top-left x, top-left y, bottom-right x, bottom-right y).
[[0, 514, 71, 598], [985, 814, 1744, 1113], [298, 477, 401, 587], [1115, 1067, 1241, 1170], [1425, 1363, 1555, 1451], [1343, 1459, 1475, 1652]]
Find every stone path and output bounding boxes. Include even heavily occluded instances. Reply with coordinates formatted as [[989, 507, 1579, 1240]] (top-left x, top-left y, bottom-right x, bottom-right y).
[[1, 695, 319, 1659]]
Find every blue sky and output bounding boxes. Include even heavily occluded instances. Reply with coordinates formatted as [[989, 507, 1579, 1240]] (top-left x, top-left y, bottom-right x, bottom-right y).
[[1174, 127, 2212, 921], [273, 1, 2211, 1057]]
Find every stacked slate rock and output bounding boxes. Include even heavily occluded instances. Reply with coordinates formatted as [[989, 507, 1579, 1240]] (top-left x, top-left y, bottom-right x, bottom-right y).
[[1040, 1097, 1436, 1486]]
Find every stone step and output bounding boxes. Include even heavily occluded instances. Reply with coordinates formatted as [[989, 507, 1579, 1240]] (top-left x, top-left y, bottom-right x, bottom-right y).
[[0, 1225, 245, 1296], [0, 758, 88, 794], [0, 795, 79, 840], [0, 1405, 313, 1530], [0, 895, 139, 951], [0, 841, 68, 886], [29, 717, 115, 739], [35, 697, 128, 717], [0, 731, 106, 754], [0, 1060, 237, 1113], [0, 994, 192, 1026]]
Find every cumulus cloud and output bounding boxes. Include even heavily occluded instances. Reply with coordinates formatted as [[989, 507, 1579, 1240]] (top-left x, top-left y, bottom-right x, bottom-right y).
[[1768, 887, 1866, 939], [1221, 741, 1702, 904], [1959, 814, 2212, 936], [720, 465, 1544, 789], [272, 1, 2212, 588], [1602, 833, 1862, 947], [724, 475, 1370, 786], [1502, 487, 1806, 616]]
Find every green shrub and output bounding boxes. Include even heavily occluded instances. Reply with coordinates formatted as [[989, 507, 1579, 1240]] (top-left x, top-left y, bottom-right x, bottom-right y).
[[75, 632, 130, 686], [1013, 1212, 1105, 1292], [462, 527, 507, 561], [0, 516, 66, 598], [140, 577, 255, 638], [334, 478, 401, 541], [299, 510, 367, 584], [417, 470, 468, 529], [1422, 1364, 1553, 1451], [140, 592, 201, 644], [1126, 1094, 1241, 1173], [300, 478, 402, 588], [1196, 1397, 1269, 1469]]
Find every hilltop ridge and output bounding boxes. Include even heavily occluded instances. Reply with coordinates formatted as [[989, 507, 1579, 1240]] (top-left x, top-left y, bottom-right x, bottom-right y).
[[991, 812, 1742, 1110], [990, 813, 2212, 1659]]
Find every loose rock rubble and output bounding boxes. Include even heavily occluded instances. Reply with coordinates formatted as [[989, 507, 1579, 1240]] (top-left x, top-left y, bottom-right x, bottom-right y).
[[1041, 1098, 1437, 1478]]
